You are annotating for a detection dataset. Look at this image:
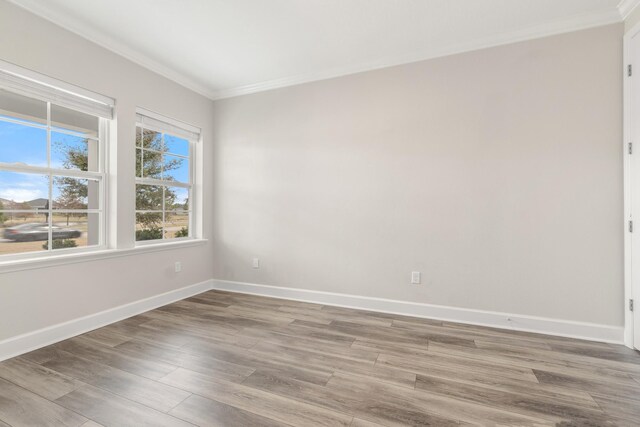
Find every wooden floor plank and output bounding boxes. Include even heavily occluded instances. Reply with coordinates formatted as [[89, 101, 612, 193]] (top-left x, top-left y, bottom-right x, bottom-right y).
[[113, 339, 256, 383], [180, 337, 335, 385], [0, 357, 83, 400], [169, 393, 292, 427], [0, 377, 88, 427], [377, 351, 539, 383], [349, 418, 387, 427], [327, 372, 556, 426], [53, 336, 179, 380], [350, 338, 431, 359], [474, 340, 640, 375], [334, 363, 418, 389], [54, 384, 193, 427], [133, 316, 257, 348], [79, 328, 132, 348], [41, 350, 191, 413], [392, 319, 555, 351], [241, 369, 462, 426], [397, 361, 597, 406], [533, 369, 640, 402], [414, 374, 605, 423], [3, 289, 639, 426], [428, 341, 640, 384], [239, 327, 367, 357], [160, 367, 353, 427]]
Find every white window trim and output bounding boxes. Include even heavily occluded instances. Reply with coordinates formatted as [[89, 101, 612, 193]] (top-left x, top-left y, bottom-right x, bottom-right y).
[[0, 65, 208, 269], [136, 107, 200, 141], [0, 59, 114, 119], [0, 101, 109, 263], [0, 238, 208, 274], [134, 108, 201, 245], [0, 63, 115, 263]]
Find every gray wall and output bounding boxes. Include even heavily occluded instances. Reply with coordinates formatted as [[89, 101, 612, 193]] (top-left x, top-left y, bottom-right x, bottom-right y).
[[212, 24, 624, 326], [0, 1, 215, 340]]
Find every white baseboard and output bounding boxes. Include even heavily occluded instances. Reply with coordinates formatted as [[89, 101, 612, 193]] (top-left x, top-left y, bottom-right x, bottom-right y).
[[0, 277, 624, 363], [210, 279, 625, 344], [0, 279, 213, 362]]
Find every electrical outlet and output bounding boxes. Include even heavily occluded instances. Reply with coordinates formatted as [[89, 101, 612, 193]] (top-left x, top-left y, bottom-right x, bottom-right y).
[[252, 258, 260, 269], [175, 261, 182, 273], [411, 271, 421, 284]]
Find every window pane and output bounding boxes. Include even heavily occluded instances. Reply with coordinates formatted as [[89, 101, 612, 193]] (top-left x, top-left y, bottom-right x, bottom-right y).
[[165, 134, 189, 156], [166, 187, 189, 212], [51, 132, 99, 172], [0, 170, 49, 210], [52, 177, 100, 210], [0, 89, 47, 126], [0, 170, 49, 254], [136, 212, 163, 241], [164, 211, 189, 239], [51, 104, 98, 138], [136, 184, 163, 210], [142, 129, 163, 150], [50, 212, 99, 250], [3, 212, 101, 252], [135, 118, 196, 244], [0, 121, 47, 167], [140, 148, 162, 179], [0, 222, 48, 255], [163, 154, 189, 183], [136, 148, 143, 178]]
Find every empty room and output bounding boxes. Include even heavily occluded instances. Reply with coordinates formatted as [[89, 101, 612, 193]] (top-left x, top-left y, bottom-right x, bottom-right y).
[[1, 0, 640, 425]]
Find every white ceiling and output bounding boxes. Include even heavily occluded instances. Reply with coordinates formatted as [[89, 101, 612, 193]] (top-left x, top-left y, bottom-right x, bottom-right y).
[[8, 0, 635, 99]]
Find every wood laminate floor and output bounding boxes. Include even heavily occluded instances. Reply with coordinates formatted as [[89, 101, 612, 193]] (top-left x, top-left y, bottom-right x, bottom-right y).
[[0, 290, 639, 426]]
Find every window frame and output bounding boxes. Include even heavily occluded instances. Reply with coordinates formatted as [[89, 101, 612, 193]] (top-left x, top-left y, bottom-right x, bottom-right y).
[[134, 110, 199, 246], [0, 92, 109, 262]]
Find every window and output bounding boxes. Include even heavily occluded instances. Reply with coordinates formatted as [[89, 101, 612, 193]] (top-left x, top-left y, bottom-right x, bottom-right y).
[[0, 61, 114, 260], [135, 109, 199, 243]]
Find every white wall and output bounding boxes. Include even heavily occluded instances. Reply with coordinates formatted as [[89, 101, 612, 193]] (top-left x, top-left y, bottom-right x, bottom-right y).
[[0, 1, 214, 341], [212, 24, 624, 327]]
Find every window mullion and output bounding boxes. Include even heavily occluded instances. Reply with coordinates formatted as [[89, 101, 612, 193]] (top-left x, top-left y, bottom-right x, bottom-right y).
[[46, 101, 51, 170], [140, 125, 145, 179], [162, 185, 166, 240], [0, 115, 47, 130], [46, 102, 52, 252], [47, 173, 53, 252], [0, 163, 102, 179], [134, 177, 190, 188], [190, 139, 194, 238], [50, 126, 99, 141]]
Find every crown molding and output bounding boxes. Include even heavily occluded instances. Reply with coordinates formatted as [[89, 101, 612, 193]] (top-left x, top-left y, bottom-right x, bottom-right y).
[[618, 0, 640, 19], [211, 8, 622, 100], [7, 0, 218, 100], [9, 0, 624, 102]]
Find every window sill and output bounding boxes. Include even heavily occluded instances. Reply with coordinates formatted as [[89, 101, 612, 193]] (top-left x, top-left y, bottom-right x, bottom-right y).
[[0, 239, 208, 274]]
